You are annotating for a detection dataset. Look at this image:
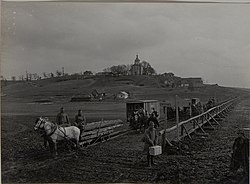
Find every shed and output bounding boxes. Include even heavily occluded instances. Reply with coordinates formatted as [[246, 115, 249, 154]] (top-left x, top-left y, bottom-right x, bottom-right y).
[[160, 101, 172, 119]]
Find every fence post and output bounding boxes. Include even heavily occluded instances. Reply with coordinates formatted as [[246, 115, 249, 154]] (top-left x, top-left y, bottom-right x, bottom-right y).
[[189, 101, 192, 118], [175, 95, 179, 141], [162, 115, 168, 150]]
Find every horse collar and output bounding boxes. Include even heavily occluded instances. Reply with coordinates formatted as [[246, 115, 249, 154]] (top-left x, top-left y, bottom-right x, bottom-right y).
[[47, 125, 57, 137]]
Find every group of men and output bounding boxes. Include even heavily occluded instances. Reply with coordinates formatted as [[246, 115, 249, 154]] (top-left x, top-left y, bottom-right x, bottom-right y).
[[56, 107, 86, 134], [132, 107, 160, 131], [42, 107, 86, 149]]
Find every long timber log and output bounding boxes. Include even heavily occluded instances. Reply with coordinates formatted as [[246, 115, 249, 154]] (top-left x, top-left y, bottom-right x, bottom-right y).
[[79, 119, 124, 146], [82, 119, 123, 131], [81, 124, 123, 137]]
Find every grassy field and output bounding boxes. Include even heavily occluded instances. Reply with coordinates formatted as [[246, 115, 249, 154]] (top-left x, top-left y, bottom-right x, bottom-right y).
[[2, 75, 249, 120]]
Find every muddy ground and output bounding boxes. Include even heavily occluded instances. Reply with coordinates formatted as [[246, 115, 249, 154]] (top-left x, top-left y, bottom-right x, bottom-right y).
[[1, 98, 250, 183]]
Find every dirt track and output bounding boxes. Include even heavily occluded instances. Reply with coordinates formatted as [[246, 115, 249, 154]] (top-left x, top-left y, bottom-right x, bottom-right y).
[[1, 98, 250, 183]]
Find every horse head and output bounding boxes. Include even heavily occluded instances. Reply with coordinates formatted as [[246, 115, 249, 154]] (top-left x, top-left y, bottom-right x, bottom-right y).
[[34, 117, 46, 131]]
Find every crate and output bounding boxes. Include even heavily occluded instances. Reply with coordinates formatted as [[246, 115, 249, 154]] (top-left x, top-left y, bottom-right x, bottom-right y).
[[149, 145, 162, 156]]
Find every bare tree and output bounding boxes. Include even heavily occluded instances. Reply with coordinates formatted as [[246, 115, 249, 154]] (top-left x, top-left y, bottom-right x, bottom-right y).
[[83, 71, 93, 76], [56, 70, 62, 77], [103, 67, 111, 73], [141, 61, 156, 75], [43, 72, 48, 78]]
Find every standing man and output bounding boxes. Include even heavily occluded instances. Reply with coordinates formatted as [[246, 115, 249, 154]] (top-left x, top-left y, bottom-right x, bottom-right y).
[[74, 109, 86, 135], [151, 107, 159, 119], [144, 121, 158, 168], [56, 107, 70, 127], [149, 108, 159, 128], [230, 129, 249, 175]]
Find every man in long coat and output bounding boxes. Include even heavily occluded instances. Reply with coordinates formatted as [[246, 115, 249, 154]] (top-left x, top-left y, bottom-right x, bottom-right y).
[[144, 121, 158, 167], [56, 107, 70, 127], [230, 129, 249, 175]]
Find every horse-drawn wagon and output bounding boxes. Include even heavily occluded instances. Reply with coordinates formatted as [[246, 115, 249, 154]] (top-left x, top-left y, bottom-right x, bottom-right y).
[[126, 100, 160, 121], [126, 100, 160, 130]]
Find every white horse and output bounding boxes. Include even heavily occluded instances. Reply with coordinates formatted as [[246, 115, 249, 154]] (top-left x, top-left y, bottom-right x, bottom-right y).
[[34, 117, 80, 156]]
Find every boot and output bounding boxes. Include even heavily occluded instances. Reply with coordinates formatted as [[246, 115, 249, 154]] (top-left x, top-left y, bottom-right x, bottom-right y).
[[151, 156, 157, 165], [147, 155, 152, 168]]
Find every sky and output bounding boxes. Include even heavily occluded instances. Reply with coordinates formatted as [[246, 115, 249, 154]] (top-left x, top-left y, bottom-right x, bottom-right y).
[[1, 2, 250, 88]]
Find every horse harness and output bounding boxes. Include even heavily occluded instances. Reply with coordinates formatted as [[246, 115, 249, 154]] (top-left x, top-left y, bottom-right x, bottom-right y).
[[37, 118, 63, 138], [37, 118, 77, 147]]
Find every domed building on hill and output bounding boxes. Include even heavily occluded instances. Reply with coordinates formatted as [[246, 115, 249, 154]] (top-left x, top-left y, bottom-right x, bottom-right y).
[[130, 55, 144, 75]]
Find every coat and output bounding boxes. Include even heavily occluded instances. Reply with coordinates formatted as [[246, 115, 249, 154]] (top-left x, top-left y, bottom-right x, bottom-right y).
[[143, 128, 158, 152]]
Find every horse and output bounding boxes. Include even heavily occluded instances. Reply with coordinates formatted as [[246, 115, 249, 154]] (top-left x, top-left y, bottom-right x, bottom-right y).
[[34, 117, 80, 156]]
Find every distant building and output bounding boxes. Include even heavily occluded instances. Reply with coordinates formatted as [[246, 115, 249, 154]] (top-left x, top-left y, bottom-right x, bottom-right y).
[[181, 77, 204, 88], [180, 79, 190, 87], [95, 72, 114, 76], [130, 55, 143, 75], [116, 91, 129, 99]]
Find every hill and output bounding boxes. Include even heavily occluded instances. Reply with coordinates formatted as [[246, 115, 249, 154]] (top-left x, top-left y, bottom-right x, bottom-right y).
[[2, 75, 249, 104]]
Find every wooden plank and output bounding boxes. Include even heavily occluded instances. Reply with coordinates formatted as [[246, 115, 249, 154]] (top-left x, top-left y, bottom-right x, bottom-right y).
[[82, 119, 123, 131], [194, 119, 206, 134], [182, 125, 192, 139], [81, 130, 113, 141], [81, 124, 123, 137], [208, 113, 221, 126], [203, 115, 215, 129]]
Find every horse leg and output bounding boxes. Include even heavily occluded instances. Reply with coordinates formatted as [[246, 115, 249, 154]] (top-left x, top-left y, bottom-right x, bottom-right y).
[[54, 141, 58, 156], [48, 140, 54, 154], [76, 137, 80, 149], [67, 141, 72, 153]]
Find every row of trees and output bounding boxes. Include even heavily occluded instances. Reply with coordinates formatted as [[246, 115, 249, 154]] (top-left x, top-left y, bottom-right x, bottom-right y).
[[6, 70, 94, 81], [4, 60, 156, 81], [103, 61, 156, 75]]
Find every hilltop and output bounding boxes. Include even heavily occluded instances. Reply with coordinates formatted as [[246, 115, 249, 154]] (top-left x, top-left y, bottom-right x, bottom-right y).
[[2, 75, 249, 105]]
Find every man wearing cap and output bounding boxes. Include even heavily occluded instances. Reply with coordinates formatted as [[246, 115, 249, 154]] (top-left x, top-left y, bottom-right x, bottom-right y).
[[230, 129, 249, 175], [74, 109, 86, 136], [56, 107, 70, 127]]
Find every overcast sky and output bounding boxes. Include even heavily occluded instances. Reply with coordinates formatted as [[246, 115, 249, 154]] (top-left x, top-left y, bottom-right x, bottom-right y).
[[1, 2, 250, 88]]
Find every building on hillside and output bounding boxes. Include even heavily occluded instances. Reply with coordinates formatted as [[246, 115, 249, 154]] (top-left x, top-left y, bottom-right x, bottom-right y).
[[95, 72, 114, 76], [177, 77, 203, 88], [116, 91, 129, 99], [180, 79, 190, 87], [185, 77, 203, 88], [130, 55, 143, 75]]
